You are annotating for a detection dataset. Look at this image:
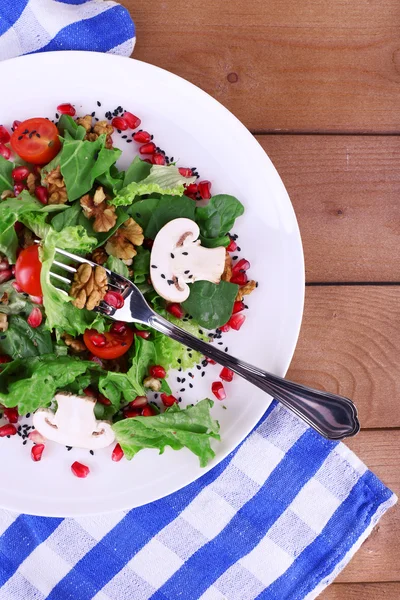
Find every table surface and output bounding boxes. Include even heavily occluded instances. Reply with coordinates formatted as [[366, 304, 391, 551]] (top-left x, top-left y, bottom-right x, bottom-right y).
[[122, 1, 400, 597]]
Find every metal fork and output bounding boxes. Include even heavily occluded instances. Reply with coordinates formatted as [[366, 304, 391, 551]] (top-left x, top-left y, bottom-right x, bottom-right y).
[[51, 248, 360, 440]]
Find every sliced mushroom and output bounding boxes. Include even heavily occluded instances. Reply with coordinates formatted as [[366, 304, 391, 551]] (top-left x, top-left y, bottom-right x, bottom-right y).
[[150, 218, 226, 302], [33, 392, 115, 450]]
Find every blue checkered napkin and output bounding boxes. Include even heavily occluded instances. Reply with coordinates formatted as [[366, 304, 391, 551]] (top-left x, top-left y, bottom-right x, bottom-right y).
[[0, 0, 135, 60], [0, 402, 396, 600]]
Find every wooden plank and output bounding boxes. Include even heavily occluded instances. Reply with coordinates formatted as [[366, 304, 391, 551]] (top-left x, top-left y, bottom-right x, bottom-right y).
[[288, 286, 400, 428], [256, 135, 400, 283], [123, 0, 400, 132], [321, 582, 400, 599]]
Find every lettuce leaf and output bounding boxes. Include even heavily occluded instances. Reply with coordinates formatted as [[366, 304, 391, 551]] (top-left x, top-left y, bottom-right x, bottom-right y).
[[112, 399, 220, 467], [105, 256, 130, 278], [123, 156, 152, 186], [153, 314, 207, 371], [0, 155, 13, 194], [0, 315, 54, 359]]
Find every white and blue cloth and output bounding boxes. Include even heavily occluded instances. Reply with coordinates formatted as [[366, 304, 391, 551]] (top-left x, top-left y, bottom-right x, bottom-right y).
[[0, 3, 397, 599]]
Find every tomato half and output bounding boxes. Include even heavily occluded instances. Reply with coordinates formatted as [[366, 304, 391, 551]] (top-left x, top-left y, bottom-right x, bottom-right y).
[[10, 118, 61, 164], [83, 328, 134, 360], [15, 244, 42, 296]]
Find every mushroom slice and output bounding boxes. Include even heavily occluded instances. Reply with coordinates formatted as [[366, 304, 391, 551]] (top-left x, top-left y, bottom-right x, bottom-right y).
[[150, 218, 226, 303], [33, 392, 115, 450]]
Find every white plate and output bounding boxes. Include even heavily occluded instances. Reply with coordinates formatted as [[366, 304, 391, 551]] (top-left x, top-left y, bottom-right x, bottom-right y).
[[0, 51, 304, 517]]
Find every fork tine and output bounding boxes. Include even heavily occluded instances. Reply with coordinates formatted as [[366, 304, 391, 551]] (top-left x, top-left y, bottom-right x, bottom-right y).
[[53, 259, 77, 273], [50, 271, 72, 285], [55, 248, 93, 265]]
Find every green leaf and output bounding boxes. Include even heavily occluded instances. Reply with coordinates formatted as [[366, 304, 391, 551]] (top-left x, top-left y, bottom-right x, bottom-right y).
[[94, 207, 130, 248], [144, 195, 196, 239], [0, 281, 30, 315], [19, 212, 51, 239], [123, 156, 152, 186], [0, 314, 53, 359], [128, 197, 161, 231], [57, 115, 86, 140], [96, 164, 125, 193], [113, 399, 220, 467], [105, 256, 130, 278], [0, 155, 13, 194], [132, 247, 150, 284], [200, 234, 230, 249], [182, 280, 239, 329], [195, 194, 244, 239], [91, 146, 122, 182], [51, 201, 81, 232], [153, 314, 207, 371]]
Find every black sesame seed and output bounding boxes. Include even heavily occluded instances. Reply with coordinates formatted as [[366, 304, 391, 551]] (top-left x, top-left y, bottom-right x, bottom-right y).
[[188, 353, 192, 358], [182, 318, 188, 322], [170, 253, 175, 259], [237, 247, 241, 252], [66, 446, 72, 451], [177, 377, 181, 383], [151, 265, 158, 269], [196, 365, 202, 370], [0, 335, 6, 340], [178, 367, 182, 372], [180, 388, 185, 392], [154, 394, 158, 399], [177, 359, 182, 364], [55, 113, 60, 119], [188, 275, 193, 279], [23, 440, 27, 445], [161, 274, 166, 279], [126, 139, 133, 143], [201, 371, 205, 377], [181, 378, 186, 383], [18, 135, 23, 140], [167, 280, 174, 286], [188, 372, 193, 378], [198, 329, 203, 335], [189, 383, 193, 389], [233, 255, 238, 260], [178, 397, 182, 403], [182, 252, 189, 256], [218, 342, 223, 346], [117, 129, 121, 134], [90, 450, 94, 456], [225, 347, 228, 352], [256, 282, 259, 287], [36, 133, 41, 138], [25, 413, 31, 418], [18, 426, 21, 432], [97, 101, 102, 107]]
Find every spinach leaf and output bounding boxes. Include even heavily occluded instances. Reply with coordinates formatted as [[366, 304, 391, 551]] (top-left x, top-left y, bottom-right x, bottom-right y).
[[96, 164, 125, 193], [128, 197, 160, 231], [0, 315, 54, 359], [132, 247, 150, 284], [123, 156, 152, 186], [0, 155, 13, 194], [51, 200, 81, 232], [145, 195, 196, 239], [113, 399, 220, 467], [195, 194, 244, 239], [105, 256, 130, 277], [182, 280, 239, 329], [57, 115, 86, 140], [200, 234, 230, 248], [91, 146, 122, 182], [0, 281, 30, 315]]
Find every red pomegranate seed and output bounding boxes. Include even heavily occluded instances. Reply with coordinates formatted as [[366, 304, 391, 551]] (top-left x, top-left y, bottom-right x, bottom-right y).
[[198, 180, 212, 200], [0, 424, 17, 437], [219, 323, 230, 333], [166, 303, 184, 319], [139, 142, 156, 155], [112, 443, 124, 462], [130, 396, 148, 408], [134, 329, 150, 339], [133, 130, 151, 143], [28, 430, 46, 444], [27, 307, 42, 328], [0, 269, 12, 284], [220, 367, 234, 382], [206, 357, 216, 365], [12, 120, 21, 132], [104, 291, 124, 309], [12, 166, 30, 182], [0, 126, 10, 144], [13, 222, 24, 234], [178, 167, 193, 178], [83, 386, 97, 397], [35, 186, 48, 205], [233, 258, 250, 273], [31, 444, 45, 462], [161, 393, 177, 407], [124, 408, 140, 418], [0, 258, 9, 271], [185, 183, 198, 195], [89, 354, 104, 366], [29, 295, 43, 304], [71, 461, 90, 478], [232, 301, 245, 314], [123, 112, 141, 129], [149, 365, 166, 379], [111, 321, 127, 334], [3, 408, 18, 423], [111, 116, 129, 131], [57, 103, 76, 116], [11, 281, 23, 293], [89, 332, 107, 347], [228, 313, 246, 331], [142, 405, 155, 416], [14, 183, 26, 196], [227, 239, 237, 252], [152, 152, 166, 165], [211, 381, 226, 401], [0, 144, 11, 160], [143, 158, 152, 164], [0, 355, 11, 364], [97, 394, 111, 406], [143, 238, 154, 250], [230, 272, 248, 286]]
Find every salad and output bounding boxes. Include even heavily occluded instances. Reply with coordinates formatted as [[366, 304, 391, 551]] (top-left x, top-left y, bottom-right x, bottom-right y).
[[0, 104, 257, 478]]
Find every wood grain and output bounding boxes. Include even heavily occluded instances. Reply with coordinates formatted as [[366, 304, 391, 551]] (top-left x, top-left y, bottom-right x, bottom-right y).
[[257, 135, 400, 283], [321, 582, 400, 599], [122, 0, 400, 132]]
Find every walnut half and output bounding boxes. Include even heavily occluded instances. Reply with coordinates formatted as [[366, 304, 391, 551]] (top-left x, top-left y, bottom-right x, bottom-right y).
[[44, 166, 68, 205], [0, 313, 8, 332], [80, 187, 117, 233], [70, 263, 108, 310], [105, 218, 144, 261], [236, 280, 257, 302], [62, 333, 86, 353]]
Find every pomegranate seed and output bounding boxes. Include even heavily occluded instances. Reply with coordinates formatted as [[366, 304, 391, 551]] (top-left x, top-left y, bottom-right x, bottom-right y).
[[139, 142, 156, 155], [206, 357, 216, 365], [232, 301, 245, 314], [161, 393, 177, 407], [112, 443, 124, 462], [133, 130, 151, 143], [0, 424, 17, 437], [71, 461, 90, 478], [211, 381, 226, 401], [166, 303, 184, 319], [28, 430, 46, 444], [3, 408, 18, 423], [220, 367, 234, 382], [134, 330, 150, 339], [111, 116, 129, 130], [29, 295, 43, 304], [14, 183, 26, 196], [57, 103, 76, 116], [230, 272, 248, 286], [185, 183, 198, 195], [143, 238, 154, 250], [123, 112, 141, 129], [12, 120, 21, 132], [111, 321, 127, 334], [149, 365, 166, 379], [233, 258, 250, 273], [124, 408, 140, 418], [104, 291, 124, 309], [130, 396, 148, 408], [0, 258, 9, 271], [89, 354, 104, 366], [83, 386, 97, 397], [228, 313, 246, 331], [198, 180, 212, 200], [143, 158, 152, 164], [0, 269, 12, 284], [0, 126, 10, 144], [219, 323, 230, 333], [31, 444, 45, 462], [12, 281, 23, 293], [152, 152, 166, 165], [35, 186, 48, 205], [178, 167, 193, 178], [97, 394, 111, 406], [12, 166, 30, 182], [227, 239, 237, 252], [142, 405, 155, 417], [0, 355, 11, 364], [27, 307, 42, 328], [89, 333, 107, 347], [14, 222, 24, 234], [0, 144, 11, 160]]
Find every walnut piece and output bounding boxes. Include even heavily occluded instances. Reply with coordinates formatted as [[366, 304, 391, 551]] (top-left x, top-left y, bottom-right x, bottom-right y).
[[76, 115, 93, 132], [143, 376, 162, 392], [62, 333, 86, 353], [26, 172, 38, 194], [45, 166, 68, 204], [221, 251, 233, 282], [93, 121, 114, 137], [91, 246, 108, 265], [75, 115, 114, 148], [80, 187, 117, 233], [236, 280, 257, 302], [1, 190, 14, 200], [0, 313, 8, 332], [70, 263, 108, 310], [105, 218, 144, 260]]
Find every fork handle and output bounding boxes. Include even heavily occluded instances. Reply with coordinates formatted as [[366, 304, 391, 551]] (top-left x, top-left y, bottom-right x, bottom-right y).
[[149, 314, 360, 440]]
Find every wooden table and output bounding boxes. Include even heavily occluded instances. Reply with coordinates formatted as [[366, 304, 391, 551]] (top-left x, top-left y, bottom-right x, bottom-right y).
[[122, 1, 400, 597]]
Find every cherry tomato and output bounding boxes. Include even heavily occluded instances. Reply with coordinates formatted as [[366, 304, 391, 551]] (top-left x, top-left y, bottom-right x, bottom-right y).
[[15, 245, 42, 296], [83, 328, 134, 360], [10, 118, 61, 164]]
